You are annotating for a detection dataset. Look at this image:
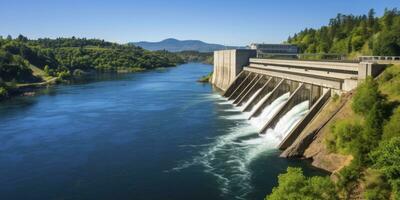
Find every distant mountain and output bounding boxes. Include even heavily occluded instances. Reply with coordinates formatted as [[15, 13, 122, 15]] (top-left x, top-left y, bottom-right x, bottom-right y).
[[132, 38, 241, 52]]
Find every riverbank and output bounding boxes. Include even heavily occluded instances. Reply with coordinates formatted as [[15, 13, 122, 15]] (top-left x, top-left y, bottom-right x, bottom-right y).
[[0, 66, 181, 101]]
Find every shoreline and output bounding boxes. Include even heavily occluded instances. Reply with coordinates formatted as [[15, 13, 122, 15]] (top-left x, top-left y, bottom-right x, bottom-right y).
[[1, 63, 201, 101]]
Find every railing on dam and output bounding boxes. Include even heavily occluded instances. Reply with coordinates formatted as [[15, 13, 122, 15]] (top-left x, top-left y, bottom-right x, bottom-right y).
[[257, 52, 347, 61], [358, 56, 400, 64]]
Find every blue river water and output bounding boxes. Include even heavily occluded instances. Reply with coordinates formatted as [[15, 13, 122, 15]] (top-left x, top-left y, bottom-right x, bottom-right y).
[[0, 63, 322, 200]]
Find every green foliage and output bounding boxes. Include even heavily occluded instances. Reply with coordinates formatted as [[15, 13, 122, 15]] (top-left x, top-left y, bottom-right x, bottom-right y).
[[362, 101, 385, 148], [0, 36, 184, 84], [373, 31, 400, 56], [370, 137, 400, 199], [176, 51, 213, 64], [336, 163, 361, 198], [57, 70, 71, 80], [379, 64, 400, 100], [266, 167, 338, 200], [329, 77, 387, 164], [0, 80, 9, 99], [44, 65, 50, 75], [382, 107, 400, 141], [327, 120, 364, 154], [331, 93, 340, 102], [370, 137, 400, 182], [0, 48, 37, 82], [0, 86, 8, 99], [363, 169, 392, 200], [352, 77, 383, 115], [288, 8, 400, 56]]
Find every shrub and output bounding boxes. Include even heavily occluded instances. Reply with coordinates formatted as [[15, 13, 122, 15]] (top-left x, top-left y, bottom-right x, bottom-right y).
[[327, 120, 364, 154], [370, 137, 400, 199], [378, 64, 400, 100], [370, 137, 400, 181], [332, 93, 340, 102], [57, 70, 71, 80], [363, 169, 391, 200], [352, 77, 383, 115], [0, 86, 8, 99], [382, 107, 400, 141], [361, 102, 385, 151], [336, 163, 361, 198], [266, 167, 338, 200]]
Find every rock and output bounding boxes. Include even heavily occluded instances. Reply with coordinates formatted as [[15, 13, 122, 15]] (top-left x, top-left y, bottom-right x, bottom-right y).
[[280, 129, 319, 158]]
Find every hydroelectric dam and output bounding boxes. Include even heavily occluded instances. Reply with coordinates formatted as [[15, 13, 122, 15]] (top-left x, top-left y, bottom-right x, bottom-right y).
[[211, 49, 386, 151]]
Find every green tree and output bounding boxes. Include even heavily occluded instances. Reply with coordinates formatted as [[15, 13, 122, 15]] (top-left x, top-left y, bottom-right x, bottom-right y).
[[370, 137, 400, 199], [352, 77, 383, 115], [327, 120, 364, 154], [266, 167, 338, 200]]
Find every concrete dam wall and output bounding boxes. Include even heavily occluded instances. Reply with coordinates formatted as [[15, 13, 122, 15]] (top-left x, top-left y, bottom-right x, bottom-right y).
[[212, 49, 386, 150], [211, 49, 256, 91]]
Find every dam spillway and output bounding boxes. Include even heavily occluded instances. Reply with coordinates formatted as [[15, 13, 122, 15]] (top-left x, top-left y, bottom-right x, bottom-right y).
[[211, 49, 386, 150]]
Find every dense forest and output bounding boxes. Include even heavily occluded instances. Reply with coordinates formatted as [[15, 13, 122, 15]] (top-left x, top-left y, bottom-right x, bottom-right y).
[[0, 36, 184, 99], [287, 8, 400, 58]]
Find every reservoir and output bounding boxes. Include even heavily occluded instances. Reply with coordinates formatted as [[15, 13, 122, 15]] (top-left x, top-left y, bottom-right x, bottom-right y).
[[0, 63, 321, 200]]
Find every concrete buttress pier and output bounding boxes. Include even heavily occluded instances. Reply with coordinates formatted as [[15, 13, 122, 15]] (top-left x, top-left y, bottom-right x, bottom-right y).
[[211, 49, 256, 91]]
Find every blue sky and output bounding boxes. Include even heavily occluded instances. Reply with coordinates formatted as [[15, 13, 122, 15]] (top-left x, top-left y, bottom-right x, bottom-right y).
[[1, 0, 399, 45]]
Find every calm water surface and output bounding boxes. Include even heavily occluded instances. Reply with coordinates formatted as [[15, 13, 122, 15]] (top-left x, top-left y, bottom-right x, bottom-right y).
[[0, 63, 321, 200]]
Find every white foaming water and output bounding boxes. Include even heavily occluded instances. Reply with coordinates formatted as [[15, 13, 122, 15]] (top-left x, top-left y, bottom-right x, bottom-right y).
[[242, 100, 310, 162], [236, 88, 262, 111], [264, 100, 310, 145], [249, 92, 290, 130], [248, 91, 272, 114], [172, 93, 310, 199], [218, 100, 235, 105]]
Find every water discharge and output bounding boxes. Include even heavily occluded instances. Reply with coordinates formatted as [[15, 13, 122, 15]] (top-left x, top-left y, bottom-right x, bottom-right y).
[[242, 100, 310, 163], [249, 92, 290, 130], [236, 88, 262, 111], [264, 100, 310, 145], [175, 91, 311, 199]]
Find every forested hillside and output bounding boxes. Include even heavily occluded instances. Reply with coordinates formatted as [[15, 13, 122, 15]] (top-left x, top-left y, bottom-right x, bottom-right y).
[[287, 9, 400, 57], [0, 36, 184, 99]]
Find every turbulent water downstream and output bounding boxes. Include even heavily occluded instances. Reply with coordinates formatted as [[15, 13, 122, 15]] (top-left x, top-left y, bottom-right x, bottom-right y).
[[0, 63, 321, 200]]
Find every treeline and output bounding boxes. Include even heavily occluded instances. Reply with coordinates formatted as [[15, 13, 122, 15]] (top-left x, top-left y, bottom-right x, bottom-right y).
[[175, 51, 213, 64], [0, 36, 183, 82], [267, 64, 400, 199], [0, 36, 184, 99], [287, 8, 400, 57]]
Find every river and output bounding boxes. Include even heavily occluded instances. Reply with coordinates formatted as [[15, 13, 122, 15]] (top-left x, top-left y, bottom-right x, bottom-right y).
[[0, 63, 322, 200]]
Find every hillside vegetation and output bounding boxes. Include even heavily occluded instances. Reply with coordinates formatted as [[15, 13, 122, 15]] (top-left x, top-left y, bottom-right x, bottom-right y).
[[0, 36, 184, 100], [287, 8, 400, 58], [267, 65, 400, 199], [176, 51, 213, 64]]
